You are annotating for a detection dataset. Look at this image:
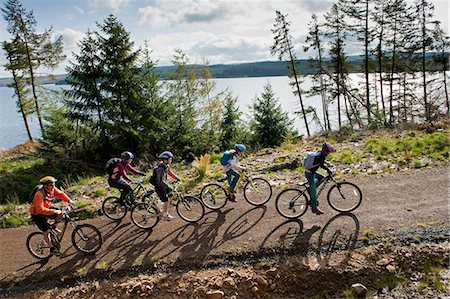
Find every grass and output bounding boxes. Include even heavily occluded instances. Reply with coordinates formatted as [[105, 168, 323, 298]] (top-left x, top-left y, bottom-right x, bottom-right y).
[[375, 271, 405, 290], [0, 214, 29, 228], [194, 153, 210, 180], [419, 261, 447, 291]]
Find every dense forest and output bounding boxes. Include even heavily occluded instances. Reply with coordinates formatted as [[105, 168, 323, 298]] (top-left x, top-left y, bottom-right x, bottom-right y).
[[1, 0, 449, 163]]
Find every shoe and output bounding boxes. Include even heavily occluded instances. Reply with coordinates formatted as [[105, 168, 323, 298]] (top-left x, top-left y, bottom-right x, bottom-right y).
[[163, 213, 174, 221], [312, 208, 324, 215], [50, 246, 61, 256], [229, 193, 237, 202]]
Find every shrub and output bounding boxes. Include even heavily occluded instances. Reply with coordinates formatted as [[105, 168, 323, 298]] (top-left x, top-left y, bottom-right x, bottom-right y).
[[2, 214, 29, 228], [195, 154, 210, 180]]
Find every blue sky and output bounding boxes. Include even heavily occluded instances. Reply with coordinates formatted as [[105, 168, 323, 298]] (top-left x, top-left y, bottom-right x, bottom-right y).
[[0, 0, 448, 78]]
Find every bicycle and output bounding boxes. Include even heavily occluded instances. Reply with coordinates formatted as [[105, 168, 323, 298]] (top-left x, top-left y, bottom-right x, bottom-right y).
[[131, 181, 205, 229], [275, 166, 362, 219], [102, 177, 153, 220], [26, 206, 103, 259], [200, 168, 272, 210]]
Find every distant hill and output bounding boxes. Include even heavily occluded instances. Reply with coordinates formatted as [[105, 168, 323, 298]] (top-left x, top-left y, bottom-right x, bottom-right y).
[[0, 53, 447, 87]]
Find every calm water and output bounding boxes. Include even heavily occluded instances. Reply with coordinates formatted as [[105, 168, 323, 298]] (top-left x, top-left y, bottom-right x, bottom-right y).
[[0, 76, 341, 149]]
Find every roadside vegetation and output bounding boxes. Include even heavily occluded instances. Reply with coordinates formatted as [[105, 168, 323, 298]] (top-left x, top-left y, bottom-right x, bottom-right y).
[[1, 127, 448, 229]]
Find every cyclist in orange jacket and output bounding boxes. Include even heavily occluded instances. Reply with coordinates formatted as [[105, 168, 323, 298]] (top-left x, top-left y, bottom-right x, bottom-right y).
[[29, 176, 73, 255]]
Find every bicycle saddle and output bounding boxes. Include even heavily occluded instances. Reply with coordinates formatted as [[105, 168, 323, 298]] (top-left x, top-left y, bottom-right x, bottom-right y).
[[297, 181, 308, 187], [217, 177, 227, 183]]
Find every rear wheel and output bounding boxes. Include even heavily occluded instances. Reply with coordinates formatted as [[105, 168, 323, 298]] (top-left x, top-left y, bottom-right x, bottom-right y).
[[176, 196, 205, 223], [102, 196, 128, 220], [72, 224, 103, 254], [275, 188, 309, 219], [244, 178, 272, 206], [200, 183, 228, 210], [131, 202, 160, 229], [26, 232, 51, 259], [327, 182, 362, 212]]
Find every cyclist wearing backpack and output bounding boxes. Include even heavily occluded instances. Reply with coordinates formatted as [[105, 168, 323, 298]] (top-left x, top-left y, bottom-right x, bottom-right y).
[[29, 176, 74, 255], [108, 151, 146, 205], [152, 151, 179, 220], [221, 144, 247, 202], [303, 142, 334, 215]]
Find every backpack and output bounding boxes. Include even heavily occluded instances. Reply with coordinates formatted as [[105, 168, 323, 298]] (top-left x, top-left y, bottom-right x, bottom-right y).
[[105, 158, 122, 175], [302, 152, 321, 170], [29, 185, 45, 203], [220, 150, 232, 166], [149, 165, 163, 186]]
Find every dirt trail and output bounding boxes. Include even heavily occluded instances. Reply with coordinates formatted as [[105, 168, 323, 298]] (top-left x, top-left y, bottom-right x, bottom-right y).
[[0, 166, 448, 289]]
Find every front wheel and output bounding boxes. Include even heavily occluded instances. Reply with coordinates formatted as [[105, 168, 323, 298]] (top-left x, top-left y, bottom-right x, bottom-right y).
[[200, 183, 228, 210], [72, 224, 103, 254], [26, 232, 51, 259], [102, 196, 128, 220], [177, 196, 205, 223], [131, 202, 160, 229], [327, 182, 362, 212], [244, 178, 272, 206], [275, 188, 309, 219]]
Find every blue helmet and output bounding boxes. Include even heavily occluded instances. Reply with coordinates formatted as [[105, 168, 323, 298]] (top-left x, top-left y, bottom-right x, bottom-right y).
[[159, 151, 173, 159], [121, 151, 134, 159], [234, 144, 246, 152]]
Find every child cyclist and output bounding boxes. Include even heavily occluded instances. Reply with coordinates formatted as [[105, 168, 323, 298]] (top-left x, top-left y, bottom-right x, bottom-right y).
[[108, 151, 146, 205], [153, 151, 179, 220], [303, 142, 335, 215], [222, 144, 247, 202]]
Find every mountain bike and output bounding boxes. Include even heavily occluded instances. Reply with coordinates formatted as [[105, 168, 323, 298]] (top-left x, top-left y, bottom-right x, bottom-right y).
[[102, 177, 152, 220], [200, 169, 272, 210], [275, 167, 362, 219], [26, 206, 103, 259], [131, 181, 205, 229]]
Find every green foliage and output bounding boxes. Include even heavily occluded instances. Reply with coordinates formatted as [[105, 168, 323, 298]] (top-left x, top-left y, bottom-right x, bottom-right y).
[[250, 82, 294, 148], [220, 92, 243, 151], [194, 154, 210, 180], [375, 271, 405, 290], [1, 214, 29, 228]]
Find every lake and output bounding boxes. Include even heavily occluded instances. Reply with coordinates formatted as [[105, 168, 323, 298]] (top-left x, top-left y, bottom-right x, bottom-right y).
[[0, 74, 379, 149]]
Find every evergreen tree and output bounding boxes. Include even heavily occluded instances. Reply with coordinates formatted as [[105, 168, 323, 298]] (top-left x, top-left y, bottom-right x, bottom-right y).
[[219, 91, 242, 151], [65, 30, 106, 151], [431, 22, 449, 115], [166, 49, 199, 156], [304, 14, 331, 131], [2, 38, 33, 141], [2, 0, 64, 135], [271, 10, 310, 137], [96, 14, 146, 153], [250, 82, 293, 148]]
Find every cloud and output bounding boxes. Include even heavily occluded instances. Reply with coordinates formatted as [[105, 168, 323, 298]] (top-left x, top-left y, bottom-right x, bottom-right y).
[[89, 0, 129, 11], [300, 0, 333, 14], [74, 6, 84, 14]]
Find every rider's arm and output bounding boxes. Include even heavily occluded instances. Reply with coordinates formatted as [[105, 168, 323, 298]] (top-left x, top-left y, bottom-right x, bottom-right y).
[[54, 187, 74, 204], [229, 155, 245, 170], [126, 164, 145, 176], [167, 168, 178, 181], [32, 192, 58, 216]]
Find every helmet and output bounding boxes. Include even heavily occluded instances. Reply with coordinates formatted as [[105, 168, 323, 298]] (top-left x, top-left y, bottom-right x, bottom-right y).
[[234, 144, 246, 152], [39, 176, 57, 185], [159, 151, 173, 159], [121, 151, 134, 159], [322, 142, 335, 153]]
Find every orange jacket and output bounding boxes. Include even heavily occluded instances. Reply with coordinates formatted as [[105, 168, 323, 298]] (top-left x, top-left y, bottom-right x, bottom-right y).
[[29, 187, 71, 216]]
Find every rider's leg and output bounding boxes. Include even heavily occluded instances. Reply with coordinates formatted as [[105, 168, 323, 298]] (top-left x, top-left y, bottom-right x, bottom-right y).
[[32, 214, 52, 247], [43, 229, 52, 247], [226, 169, 240, 192], [110, 179, 132, 204], [156, 188, 172, 218], [305, 171, 323, 214]]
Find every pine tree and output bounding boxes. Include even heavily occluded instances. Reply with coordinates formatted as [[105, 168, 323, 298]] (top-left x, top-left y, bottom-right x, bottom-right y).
[[96, 14, 146, 153], [250, 82, 293, 148], [431, 22, 449, 115], [2, 38, 33, 140], [304, 14, 331, 131], [271, 10, 310, 136], [2, 0, 65, 135], [220, 91, 242, 151]]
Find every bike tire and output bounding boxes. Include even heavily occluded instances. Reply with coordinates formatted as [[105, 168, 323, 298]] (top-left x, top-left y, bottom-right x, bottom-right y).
[[26, 231, 51, 260], [72, 224, 103, 254], [176, 196, 205, 223], [102, 196, 128, 220], [327, 182, 362, 212], [244, 178, 272, 206], [275, 188, 309, 219], [200, 183, 228, 210], [131, 202, 160, 229]]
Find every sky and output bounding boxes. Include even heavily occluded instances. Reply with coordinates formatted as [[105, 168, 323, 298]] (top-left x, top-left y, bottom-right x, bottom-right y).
[[0, 0, 448, 78]]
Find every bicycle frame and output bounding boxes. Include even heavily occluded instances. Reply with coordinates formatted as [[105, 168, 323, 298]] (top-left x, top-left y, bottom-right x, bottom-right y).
[[299, 173, 337, 200], [50, 208, 87, 246]]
